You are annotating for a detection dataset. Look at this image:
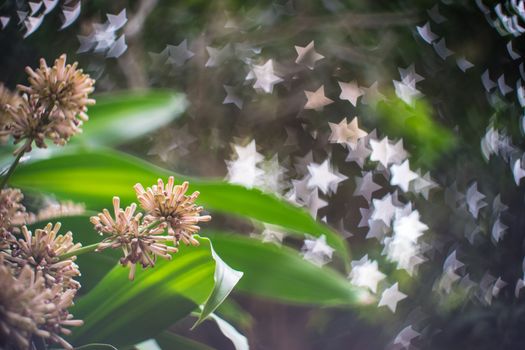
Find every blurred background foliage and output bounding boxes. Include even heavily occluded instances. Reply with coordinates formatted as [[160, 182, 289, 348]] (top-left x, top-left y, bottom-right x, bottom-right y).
[[3, 0, 525, 349]]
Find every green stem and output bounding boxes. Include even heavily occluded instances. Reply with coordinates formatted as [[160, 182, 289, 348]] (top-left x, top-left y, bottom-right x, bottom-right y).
[[59, 243, 99, 261], [1, 100, 53, 189], [140, 220, 162, 233], [58, 221, 162, 261], [0, 144, 27, 189]]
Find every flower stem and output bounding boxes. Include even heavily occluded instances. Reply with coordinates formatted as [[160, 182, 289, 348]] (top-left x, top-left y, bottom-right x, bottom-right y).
[[140, 220, 162, 233], [0, 138, 33, 190], [59, 243, 100, 261], [0, 146, 27, 189], [32, 335, 46, 350]]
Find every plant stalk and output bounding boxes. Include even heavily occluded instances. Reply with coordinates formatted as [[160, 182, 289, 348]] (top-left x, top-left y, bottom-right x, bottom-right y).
[[139, 220, 162, 233], [1, 100, 54, 189], [0, 143, 28, 189], [59, 243, 100, 261]]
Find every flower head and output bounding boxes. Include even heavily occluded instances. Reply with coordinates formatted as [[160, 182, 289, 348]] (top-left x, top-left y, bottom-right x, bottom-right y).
[[18, 54, 95, 121], [0, 54, 95, 155], [134, 178, 211, 246], [0, 256, 82, 350], [0, 83, 19, 112], [2, 94, 84, 154], [0, 188, 28, 234], [0, 84, 21, 138], [91, 197, 177, 280], [4, 223, 82, 290]]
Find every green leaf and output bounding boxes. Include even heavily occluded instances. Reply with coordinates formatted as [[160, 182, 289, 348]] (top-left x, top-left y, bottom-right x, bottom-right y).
[[11, 148, 350, 267], [0, 90, 187, 169], [206, 233, 362, 306], [193, 248, 243, 328], [369, 93, 457, 168], [29, 216, 359, 307], [69, 236, 241, 347], [73, 344, 118, 350], [135, 339, 162, 350], [204, 313, 249, 350], [155, 332, 216, 350], [76, 90, 187, 146], [215, 300, 254, 330]]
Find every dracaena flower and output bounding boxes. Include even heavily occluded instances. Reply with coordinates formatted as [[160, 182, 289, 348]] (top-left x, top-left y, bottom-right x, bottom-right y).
[[2, 94, 84, 155], [4, 223, 82, 290], [0, 256, 82, 350], [90, 196, 178, 280], [0, 54, 95, 155], [0, 84, 21, 140], [0, 188, 29, 234], [18, 54, 95, 122], [134, 178, 211, 246]]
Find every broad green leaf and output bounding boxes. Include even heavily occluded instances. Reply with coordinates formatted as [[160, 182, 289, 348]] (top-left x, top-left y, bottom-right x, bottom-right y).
[[69, 237, 241, 347], [368, 93, 456, 168], [29, 216, 360, 308], [135, 339, 162, 350], [209, 313, 249, 350], [206, 233, 363, 306], [155, 332, 216, 350], [201, 313, 249, 350], [194, 249, 243, 327], [76, 90, 187, 146], [11, 148, 350, 267], [216, 300, 254, 330], [72, 344, 118, 350], [0, 90, 187, 168]]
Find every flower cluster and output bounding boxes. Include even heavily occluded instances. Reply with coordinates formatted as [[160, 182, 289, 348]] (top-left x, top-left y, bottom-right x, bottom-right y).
[[0, 221, 83, 349], [0, 84, 21, 140], [0, 220, 84, 349], [91, 178, 211, 280], [3, 223, 82, 290], [0, 55, 92, 349], [134, 178, 212, 245], [0, 54, 95, 155], [0, 256, 82, 350], [0, 188, 29, 234], [18, 54, 96, 121]]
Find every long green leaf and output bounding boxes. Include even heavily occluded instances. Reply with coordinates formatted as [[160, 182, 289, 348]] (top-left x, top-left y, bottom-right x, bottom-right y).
[[72, 344, 118, 350], [0, 90, 186, 168], [155, 332, 216, 350], [202, 313, 249, 350], [194, 249, 243, 327], [206, 233, 362, 306], [11, 148, 350, 267], [135, 339, 162, 350], [216, 300, 253, 330], [30, 216, 360, 307], [69, 236, 241, 347], [77, 90, 187, 146], [210, 314, 250, 350]]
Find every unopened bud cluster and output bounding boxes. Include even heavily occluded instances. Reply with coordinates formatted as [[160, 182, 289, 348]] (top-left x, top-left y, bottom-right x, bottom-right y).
[[0, 54, 94, 349], [0, 54, 95, 155], [91, 177, 211, 280], [1, 224, 83, 349]]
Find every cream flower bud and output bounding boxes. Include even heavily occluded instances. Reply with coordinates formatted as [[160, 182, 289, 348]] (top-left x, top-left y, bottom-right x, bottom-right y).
[[134, 178, 212, 246]]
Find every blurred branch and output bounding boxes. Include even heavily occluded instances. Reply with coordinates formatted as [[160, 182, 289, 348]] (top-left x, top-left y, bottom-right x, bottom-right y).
[[118, 0, 158, 89], [125, 0, 158, 40], [211, 10, 421, 45]]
